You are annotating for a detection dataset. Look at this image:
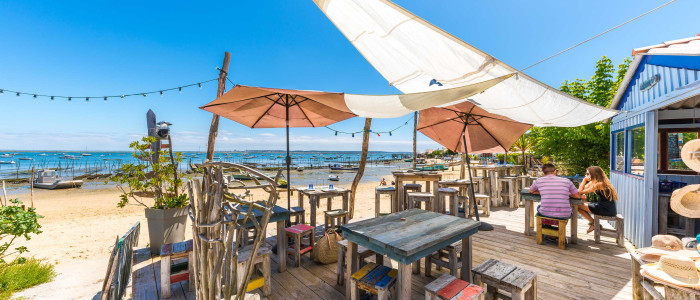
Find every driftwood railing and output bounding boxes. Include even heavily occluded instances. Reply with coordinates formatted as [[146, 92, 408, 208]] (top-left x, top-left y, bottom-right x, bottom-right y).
[[187, 162, 279, 300], [101, 222, 140, 300]]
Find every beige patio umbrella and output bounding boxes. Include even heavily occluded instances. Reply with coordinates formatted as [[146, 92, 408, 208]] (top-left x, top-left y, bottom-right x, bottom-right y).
[[418, 101, 532, 230], [201, 85, 357, 208]]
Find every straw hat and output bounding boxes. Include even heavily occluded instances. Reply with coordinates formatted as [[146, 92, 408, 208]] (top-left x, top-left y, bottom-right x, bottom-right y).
[[641, 255, 700, 288], [671, 184, 700, 218], [681, 139, 700, 172], [637, 235, 700, 262]]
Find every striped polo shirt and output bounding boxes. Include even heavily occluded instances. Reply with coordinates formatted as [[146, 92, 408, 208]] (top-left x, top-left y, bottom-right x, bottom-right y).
[[530, 175, 578, 218]]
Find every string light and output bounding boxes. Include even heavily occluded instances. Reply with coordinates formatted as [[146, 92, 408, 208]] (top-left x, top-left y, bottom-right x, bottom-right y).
[[85, 97, 89, 102], [326, 115, 415, 137], [0, 78, 217, 102]]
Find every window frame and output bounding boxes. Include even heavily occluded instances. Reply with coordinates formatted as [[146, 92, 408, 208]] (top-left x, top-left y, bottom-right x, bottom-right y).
[[658, 128, 700, 175], [626, 125, 645, 177], [611, 130, 626, 173]]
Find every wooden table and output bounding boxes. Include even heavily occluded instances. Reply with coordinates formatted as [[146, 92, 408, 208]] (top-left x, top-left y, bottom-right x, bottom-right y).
[[339, 209, 480, 300], [392, 171, 442, 212], [236, 204, 291, 273], [520, 188, 582, 244], [295, 187, 350, 227]]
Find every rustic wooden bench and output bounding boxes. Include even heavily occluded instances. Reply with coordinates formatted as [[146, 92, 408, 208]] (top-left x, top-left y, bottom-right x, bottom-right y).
[[472, 193, 490, 217], [160, 239, 194, 299], [594, 214, 624, 247], [350, 262, 397, 300], [438, 187, 459, 215], [425, 273, 484, 300], [408, 192, 435, 211], [375, 186, 396, 216], [337, 239, 381, 286], [236, 245, 271, 297], [324, 209, 349, 231], [536, 215, 568, 250], [285, 224, 315, 267], [425, 240, 462, 278], [472, 259, 537, 300]]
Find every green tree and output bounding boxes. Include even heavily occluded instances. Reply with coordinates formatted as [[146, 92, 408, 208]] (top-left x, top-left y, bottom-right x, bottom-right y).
[[510, 133, 535, 168], [0, 199, 43, 264], [531, 56, 631, 175]]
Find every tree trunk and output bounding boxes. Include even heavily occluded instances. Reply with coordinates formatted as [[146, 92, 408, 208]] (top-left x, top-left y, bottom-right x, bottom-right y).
[[350, 118, 372, 218], [460, 153, 466, 179], [205, 52, 231, 162], [412, 112, 417, 169]]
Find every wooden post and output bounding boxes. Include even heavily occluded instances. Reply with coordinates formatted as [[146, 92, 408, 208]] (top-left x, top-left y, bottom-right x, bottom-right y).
[[30, 167, 34, 208], [205, 52, 232, 162], [349, 118, 371, 219], [1, 181, 6, 207], [412, 112, 418, 169], [167, 135, 178, 194]]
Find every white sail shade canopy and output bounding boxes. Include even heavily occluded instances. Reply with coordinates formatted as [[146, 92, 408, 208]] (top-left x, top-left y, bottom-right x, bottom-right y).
[[313, 0, 619, 127]]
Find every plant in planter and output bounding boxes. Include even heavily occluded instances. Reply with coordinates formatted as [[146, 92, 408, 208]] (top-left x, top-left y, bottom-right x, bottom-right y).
[[111, 136, 188, 254]]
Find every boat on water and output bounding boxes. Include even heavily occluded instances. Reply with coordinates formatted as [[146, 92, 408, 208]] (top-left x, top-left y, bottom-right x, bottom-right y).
[[39, 153, 47, 156], [81, 153, 92, 156], [0, 154, 12, 158], [18, 157, 32, 161], [329, 164, 359, 171], [296, 166, 304, 172], [328, 175, 339, 181], [277, 155, 284, 158], [33, 169, 83, 190], [0, 160, 15, 164]]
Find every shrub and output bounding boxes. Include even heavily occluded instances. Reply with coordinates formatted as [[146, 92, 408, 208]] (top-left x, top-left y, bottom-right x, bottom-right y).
[[0, 258, 55, 300], [0, 199, 43, 264]]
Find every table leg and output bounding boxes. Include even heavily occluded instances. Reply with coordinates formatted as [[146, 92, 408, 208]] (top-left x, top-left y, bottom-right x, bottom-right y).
[[343, 192, 349, 214], [432, 180, 439, 212], [452, 194, 458, 217], [298, 192, 303, 209], [276, 220, 286, 273], [524, 200, 531, 236], [461, 236, 472, 282], [327, 197, 332, 212], [310, 196, 317, 228], [571, 203, 578, 244], [529, 201, 535, 230], [425, 180, 431, 193], [346, 240, 358, 299], [397, 179, 404, 211], [397, 262, 412, 300]]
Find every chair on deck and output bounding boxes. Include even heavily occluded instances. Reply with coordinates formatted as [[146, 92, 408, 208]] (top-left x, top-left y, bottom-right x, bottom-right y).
[[472, 259, 537, 300], [438, 187, 459, 215], [594, 214, 625, 247], [536, 215, 568, 250], [425, 274, 484, 300], [285, 224, 315, 267], [375, 186, 396, 216], [425, 240, 462, 278], [350, 263, 398, 300], [336, 240, 382, 286], [408, 192, 435, 211], [235, 245, 271, 296]]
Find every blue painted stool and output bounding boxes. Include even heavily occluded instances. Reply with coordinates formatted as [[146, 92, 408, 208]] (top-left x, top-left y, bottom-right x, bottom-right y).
[[350, 262, 397, 300]]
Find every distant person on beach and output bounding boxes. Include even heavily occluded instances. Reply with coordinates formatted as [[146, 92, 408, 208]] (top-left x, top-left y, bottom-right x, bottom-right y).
[[576, 166, 618, 233], [380, 178, 387, 186], [529, 163, 582, 221]]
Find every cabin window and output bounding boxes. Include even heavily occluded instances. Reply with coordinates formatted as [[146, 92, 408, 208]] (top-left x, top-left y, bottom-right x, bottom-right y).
[[658, 129, 700, 174], [628, 126, 645, 176], [613, 131, 625, 172]]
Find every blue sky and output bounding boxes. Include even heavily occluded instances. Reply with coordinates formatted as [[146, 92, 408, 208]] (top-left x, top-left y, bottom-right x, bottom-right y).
[[0, 0, 697, 152]]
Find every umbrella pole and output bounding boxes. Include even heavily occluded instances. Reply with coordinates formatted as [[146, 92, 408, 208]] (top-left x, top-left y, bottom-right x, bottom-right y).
[[286, 99, 291, 210], [462, 131, 493, 231]]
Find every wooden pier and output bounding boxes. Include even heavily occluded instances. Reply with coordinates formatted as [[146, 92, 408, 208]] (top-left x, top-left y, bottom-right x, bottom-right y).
[[130, 206, 634, 299]]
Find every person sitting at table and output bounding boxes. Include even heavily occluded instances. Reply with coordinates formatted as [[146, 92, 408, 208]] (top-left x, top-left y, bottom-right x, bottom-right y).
[[529, 164, 582, 221], [576, 166, 618, 233]]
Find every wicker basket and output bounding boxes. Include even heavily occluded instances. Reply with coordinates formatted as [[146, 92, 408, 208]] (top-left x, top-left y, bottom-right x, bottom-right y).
[[313, 229, 343, 264]]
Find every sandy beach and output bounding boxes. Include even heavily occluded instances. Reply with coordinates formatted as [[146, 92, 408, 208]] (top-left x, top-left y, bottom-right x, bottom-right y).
[[12, 164, 461, 299]]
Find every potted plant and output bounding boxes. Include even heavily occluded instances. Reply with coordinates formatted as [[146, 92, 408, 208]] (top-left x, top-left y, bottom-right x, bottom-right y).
[[111, 136, 188, 254]]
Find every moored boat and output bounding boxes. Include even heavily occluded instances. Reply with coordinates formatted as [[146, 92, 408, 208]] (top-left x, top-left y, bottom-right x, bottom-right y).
[[33, 169, 83, 190]]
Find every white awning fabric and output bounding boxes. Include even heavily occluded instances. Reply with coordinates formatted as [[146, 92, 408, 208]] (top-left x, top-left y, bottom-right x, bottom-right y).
[[313, 0, 620, 127]]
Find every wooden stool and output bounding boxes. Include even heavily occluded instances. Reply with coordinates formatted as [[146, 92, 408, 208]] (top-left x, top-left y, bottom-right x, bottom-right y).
[[242, 227, 262, 247], [438, 187, 459, 215], [517, 175, 531, 191], [425, 274, 484, 300], [472, 259, 537, 300], [236, 245, 271, 296], [160, 240, 194, 299], [594, 214, 625, 247], [350, 263, 397, 300], [324, 209, 349, 231], [285, 224, 315, 267], [498, 177, 519, 208], [289, 206, 305, 225], [425, 240, 462, 278], [472, 193, 490, 217], [408, 192, 435, 211], [536, 215, 568, 250], [337, 240, 383, 286], [375, 186, 396, 216], [403, 183, 422, 210], [472, 176, 489, 195]]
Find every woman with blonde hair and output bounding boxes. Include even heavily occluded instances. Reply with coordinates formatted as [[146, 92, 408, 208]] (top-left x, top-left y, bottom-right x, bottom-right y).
[[577, 166, 618, 233]]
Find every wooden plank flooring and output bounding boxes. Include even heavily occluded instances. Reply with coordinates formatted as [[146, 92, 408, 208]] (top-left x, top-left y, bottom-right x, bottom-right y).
[[129, 206, 634, 299]]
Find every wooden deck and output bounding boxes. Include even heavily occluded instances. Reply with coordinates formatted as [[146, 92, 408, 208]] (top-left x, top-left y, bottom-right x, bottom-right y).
[[129, 206, 634, 299]]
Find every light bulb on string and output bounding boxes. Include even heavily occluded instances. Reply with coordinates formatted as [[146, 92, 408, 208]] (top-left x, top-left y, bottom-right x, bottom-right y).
[[178, 87, 182, 94], [33, 94, 37, 99], [16, 92, 20, 97], [334, 131, 338, 136], [160, 91, 163, 97], [377, 133, 380, 137], [50, 96, 54, 101], [0, 89, 4, 94], [68, 97, 72, 101], [198, 83, 202, 89], [142, 93, 146, 97], [86, 97, 89, 102], [104, 97, 107, 102], [389, 132, 392, 136], [120, 95, 125, 99], [351, 133, 355, 138]]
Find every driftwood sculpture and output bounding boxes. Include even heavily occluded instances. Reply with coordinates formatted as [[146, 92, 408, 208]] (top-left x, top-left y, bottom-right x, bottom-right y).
[[187, 162, 278, 300]]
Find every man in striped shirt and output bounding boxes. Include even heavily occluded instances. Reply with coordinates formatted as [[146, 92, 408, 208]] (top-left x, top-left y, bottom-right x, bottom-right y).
[[529, 164, 582, 219]]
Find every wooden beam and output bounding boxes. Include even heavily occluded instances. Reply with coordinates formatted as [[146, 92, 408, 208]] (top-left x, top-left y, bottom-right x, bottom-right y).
[[350, 118, 372, 219], [206, 52, 232, 162]]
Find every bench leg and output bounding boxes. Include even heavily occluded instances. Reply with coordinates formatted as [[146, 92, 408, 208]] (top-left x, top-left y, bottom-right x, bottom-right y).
[[378, 288, 390, 300], [511, 287, 525, 300], [527, 276, 537, 300], [425, 254, 432, 277], [337, 245, 345, 286], [350, 278, 358, 300], [376, 253, 384, 266], [263, 254, 272, 296], [536, 218, 543, 245], [449, 248, 459, 278], [617, 219, 625, 248], [558, 221, 567, 250], [346, 241, 358, 298], [594, 216, 601, 244], [161, 255, 172, 298], [295, 234, 302, 267], [188, 251, 195, 291]]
